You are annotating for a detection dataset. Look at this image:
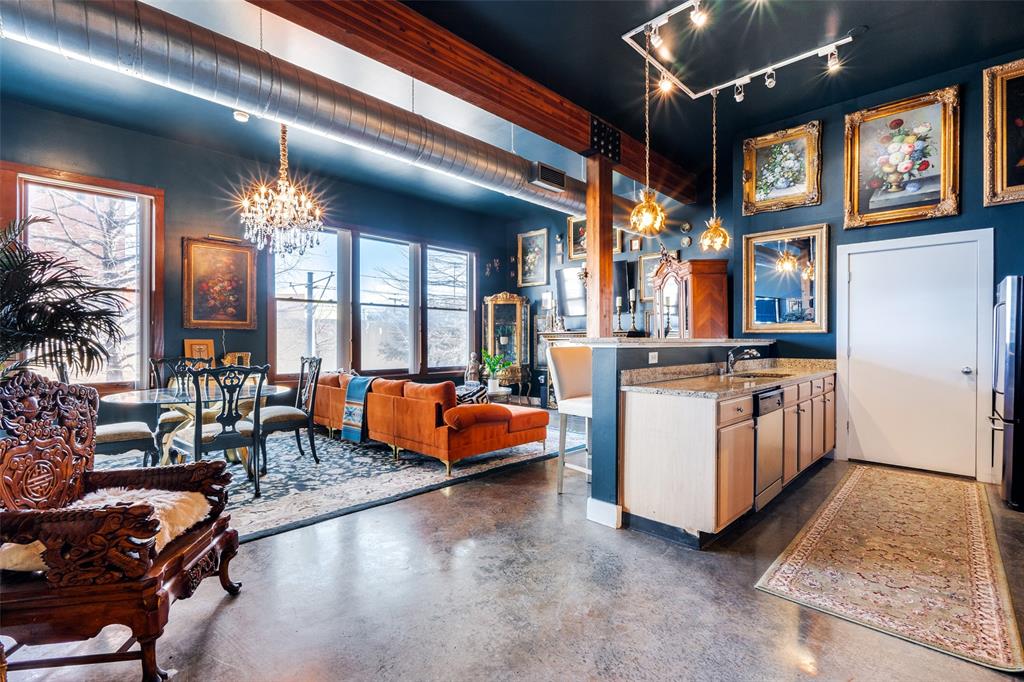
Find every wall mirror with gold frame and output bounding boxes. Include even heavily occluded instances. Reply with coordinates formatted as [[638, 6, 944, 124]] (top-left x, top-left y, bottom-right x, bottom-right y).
[[482, 291, 530, 383], [742, 224, 828, 334]]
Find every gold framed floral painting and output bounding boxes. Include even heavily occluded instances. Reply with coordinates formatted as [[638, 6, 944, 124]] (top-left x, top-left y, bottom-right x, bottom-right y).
[[983, 57, 1024, 206], [182, 237, 257, 329], [517, 228, 548, 287], [844, 85, 960, 228], [742, 121, 822, 215], [566, 216, 622, 260]]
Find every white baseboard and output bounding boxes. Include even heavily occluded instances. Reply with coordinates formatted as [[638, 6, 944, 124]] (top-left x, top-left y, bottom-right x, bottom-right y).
[[586, 497, 622, 528]]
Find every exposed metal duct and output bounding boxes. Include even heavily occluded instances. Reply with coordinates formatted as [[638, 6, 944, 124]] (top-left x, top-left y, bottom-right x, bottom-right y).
[[0, 0, 595, 218]]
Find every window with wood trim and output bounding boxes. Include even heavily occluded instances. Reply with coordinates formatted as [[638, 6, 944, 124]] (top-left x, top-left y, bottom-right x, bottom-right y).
[[273, 230, 340, 374]]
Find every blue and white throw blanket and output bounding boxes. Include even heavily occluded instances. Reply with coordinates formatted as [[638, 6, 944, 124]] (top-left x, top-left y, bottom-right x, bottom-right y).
[[341, 376, 377, 443]]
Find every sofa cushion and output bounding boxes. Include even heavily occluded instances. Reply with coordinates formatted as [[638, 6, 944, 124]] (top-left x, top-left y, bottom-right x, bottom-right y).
[[456, 383, 489, 405], [405, 381, 457, 412], [503, 405, 551, 433], [318, 372, 342, 388], [0, 486, 211, 572], [443, 403, 515, 431], [373, 378, 408, 397]]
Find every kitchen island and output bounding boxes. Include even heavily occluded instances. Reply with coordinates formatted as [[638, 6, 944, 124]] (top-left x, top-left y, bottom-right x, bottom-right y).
[[619, 358, 837, 548]]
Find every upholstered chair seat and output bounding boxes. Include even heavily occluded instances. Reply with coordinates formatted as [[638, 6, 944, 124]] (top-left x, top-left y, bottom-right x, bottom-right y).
[[257, 405, 308, 426], [173, 420, 254, 446], [95, 421, 153, 444]]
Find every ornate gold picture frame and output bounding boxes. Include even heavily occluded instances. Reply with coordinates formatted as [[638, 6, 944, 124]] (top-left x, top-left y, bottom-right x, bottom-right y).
[[844, 85, 960, 228], [742, 223, 828, 334], [516, 228, 548, 287], [983, 57, 1024, 206], [566, 216, 622, 260], [742, 121, 822, 215], [183, 237, 257, 329]]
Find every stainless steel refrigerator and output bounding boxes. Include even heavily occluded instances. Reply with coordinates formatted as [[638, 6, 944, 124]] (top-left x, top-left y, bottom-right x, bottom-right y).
[[994, 275, 1023, 510]]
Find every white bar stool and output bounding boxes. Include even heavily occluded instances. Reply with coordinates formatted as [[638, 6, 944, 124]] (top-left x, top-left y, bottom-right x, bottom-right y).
[[546, 345, 592, 494]]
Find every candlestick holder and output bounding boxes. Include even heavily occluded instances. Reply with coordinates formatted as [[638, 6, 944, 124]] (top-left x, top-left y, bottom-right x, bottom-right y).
[[628, 299, 640, 333], [615, 302, 623, 332]]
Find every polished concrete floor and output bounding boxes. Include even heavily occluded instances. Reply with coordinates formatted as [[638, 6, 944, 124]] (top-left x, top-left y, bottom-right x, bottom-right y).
[[8, 456, 1024, 681]]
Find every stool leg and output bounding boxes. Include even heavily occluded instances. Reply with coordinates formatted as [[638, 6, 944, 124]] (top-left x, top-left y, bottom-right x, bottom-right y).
[[557, 413, 567, 494]]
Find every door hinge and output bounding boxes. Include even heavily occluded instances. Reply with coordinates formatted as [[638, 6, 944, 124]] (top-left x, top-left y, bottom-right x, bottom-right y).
[[847, 270, 852, 283], [846, 421, 850, 433]]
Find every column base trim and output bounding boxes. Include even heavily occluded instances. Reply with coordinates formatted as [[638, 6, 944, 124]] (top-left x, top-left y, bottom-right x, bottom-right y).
[[586, 497, 622, 528]]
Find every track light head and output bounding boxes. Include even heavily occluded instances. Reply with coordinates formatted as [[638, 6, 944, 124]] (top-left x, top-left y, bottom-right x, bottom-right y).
[[764, 69, 776, 89], [658, 76, 674, 94], [734, 82, 745, 103], [827, 47, 841, 72], [650, 27, 664, 49], [690, 0, 708, 27]]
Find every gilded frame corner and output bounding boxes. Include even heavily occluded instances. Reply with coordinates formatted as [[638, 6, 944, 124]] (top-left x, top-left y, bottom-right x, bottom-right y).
[[742, 120, 822, 216]]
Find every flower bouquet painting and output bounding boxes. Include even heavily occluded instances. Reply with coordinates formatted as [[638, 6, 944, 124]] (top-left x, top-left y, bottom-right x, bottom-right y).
[[742, 121, 821, 215], [517, 228, 548, 287], [845, 86, 960, 228], [183, 237, 257, 329]]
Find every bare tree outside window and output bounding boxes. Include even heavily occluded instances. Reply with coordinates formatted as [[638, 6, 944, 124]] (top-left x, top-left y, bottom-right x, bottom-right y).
[[274, 231, 339, 374], [24, 182, 142, 384]]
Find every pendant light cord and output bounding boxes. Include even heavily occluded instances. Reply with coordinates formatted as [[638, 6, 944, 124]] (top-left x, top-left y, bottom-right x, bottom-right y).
[[279, 124, 288, 182], [711, 89, 718, 220], [643, 26, 653, 195]]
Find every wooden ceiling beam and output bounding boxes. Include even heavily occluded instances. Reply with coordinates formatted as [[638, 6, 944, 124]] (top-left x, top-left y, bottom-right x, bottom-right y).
[[248, 0, 696, 205]]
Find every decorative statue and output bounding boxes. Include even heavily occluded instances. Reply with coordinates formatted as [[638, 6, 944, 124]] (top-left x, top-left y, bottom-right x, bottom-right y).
[[465, 352, 481, 385]]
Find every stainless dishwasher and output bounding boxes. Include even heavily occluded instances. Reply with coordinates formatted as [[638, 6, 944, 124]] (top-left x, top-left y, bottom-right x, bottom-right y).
[[754, 388, 785, 510]]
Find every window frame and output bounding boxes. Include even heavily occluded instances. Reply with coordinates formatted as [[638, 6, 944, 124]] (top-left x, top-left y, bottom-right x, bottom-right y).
[[1, 161, 165, 394], [423, 245, 474, 373]]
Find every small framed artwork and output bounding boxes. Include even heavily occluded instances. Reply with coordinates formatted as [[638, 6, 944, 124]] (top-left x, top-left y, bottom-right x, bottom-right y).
[[184, 338, 217, 363], [566, 216, 623, 260], [983, 57, 1024, 206], [517, 228, 548, 287], [844, 85, 960, 228], [629, 237, 643, 252], [742, 121, 821, 215], [183, 237, 257, 329], [639, 251, 677, 302]]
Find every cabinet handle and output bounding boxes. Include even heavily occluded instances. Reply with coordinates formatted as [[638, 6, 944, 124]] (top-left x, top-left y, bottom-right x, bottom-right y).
[[736, 406, 745, 413]]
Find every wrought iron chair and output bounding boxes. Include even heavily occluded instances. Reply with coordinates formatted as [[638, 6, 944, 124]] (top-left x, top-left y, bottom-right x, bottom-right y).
[[172, 364, 270, 497], [0, 371, 239, 681], [256, 356, 322, 476]]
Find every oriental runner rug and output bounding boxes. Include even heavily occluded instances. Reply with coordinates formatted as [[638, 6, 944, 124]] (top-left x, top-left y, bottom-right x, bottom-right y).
[[756, 465, 1023, 671]]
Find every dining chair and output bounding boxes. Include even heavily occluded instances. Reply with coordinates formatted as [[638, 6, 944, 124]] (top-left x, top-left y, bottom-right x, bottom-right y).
[[256, 357, 322, 476], [149, 356, 215, 462], [172, 364, 270, 497], [546, 346, 593, 494]]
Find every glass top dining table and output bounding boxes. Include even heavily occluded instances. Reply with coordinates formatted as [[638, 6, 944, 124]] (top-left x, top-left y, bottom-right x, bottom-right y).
[[101, 384, 292, 406]]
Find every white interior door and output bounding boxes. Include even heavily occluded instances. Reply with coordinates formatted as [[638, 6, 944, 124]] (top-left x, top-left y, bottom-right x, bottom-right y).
[[844, 239, 982, 476]]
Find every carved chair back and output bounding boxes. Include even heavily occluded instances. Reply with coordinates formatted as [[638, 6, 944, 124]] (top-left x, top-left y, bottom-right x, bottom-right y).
[[149, 356, 213, 391], [0, 371, 98, 511], [185, 364, 269, 452], [296, 356, 323, 416]]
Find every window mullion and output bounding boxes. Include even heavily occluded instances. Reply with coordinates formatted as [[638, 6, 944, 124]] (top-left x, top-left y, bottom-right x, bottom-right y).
[[409, 242, 422, 374]]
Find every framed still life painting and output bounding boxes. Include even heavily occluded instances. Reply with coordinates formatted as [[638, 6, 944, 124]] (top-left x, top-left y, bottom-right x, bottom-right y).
[[183, 237, 257, 329], [741, 121, 822, 215], [844, 85, 960, 228], [984, 57, 1024, 206], [566, 216, 623, 260], [517, 228, 548, 287]]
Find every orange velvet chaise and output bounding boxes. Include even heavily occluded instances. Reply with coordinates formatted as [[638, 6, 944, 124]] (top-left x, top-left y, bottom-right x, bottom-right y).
[[366, 380, 550, 475]]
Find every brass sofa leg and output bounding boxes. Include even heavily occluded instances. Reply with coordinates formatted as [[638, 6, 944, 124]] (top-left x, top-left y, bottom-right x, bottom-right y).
[[445, 460, 452, 477]]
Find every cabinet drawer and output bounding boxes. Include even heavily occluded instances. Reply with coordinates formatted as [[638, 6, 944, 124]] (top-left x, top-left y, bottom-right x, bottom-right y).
[[783, 384, 799, 406], [811, 378, 825, 395], [797, 382, 812, 400], [824, 374, 835, 392], [718, 395, 753, 425]]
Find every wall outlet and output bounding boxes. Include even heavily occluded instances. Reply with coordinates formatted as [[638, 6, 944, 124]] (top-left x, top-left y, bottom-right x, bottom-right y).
[[648, 351, 659, 364]]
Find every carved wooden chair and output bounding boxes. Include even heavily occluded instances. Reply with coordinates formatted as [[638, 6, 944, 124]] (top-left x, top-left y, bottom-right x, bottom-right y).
[[256, 356, 322, 476], [0, 372, 240, 682]]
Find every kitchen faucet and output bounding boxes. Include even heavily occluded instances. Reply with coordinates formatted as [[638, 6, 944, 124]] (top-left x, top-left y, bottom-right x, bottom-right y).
[[727, 346, 761, 374]]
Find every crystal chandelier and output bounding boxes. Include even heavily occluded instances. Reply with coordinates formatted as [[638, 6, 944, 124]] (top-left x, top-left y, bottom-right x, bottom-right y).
[[699, 90, 731, 252], [775, 243, 799, 273], [241, 124, 324, 255], [629, 25, 667, 238]]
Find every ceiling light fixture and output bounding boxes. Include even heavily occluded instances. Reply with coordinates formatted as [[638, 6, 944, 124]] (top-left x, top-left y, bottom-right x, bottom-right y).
[[734, 82, 745, 103], [240, 124, 324, 255], [659, 75, 674, 94], [802, 260, 815, 281], [827, 47, 841, 72], [629, 26, 667, 238], [233, 110, 250, 123], [650, 26, 664, 49], [764, 68, 776, 89], [699, 90, 730, 252], [775, 244, 798, 273], [690, 0, 708, 27]]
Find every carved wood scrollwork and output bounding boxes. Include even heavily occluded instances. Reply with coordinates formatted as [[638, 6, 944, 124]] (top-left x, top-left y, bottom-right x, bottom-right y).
[[0, 372, 98, 510], [180, 549, 219, 599]]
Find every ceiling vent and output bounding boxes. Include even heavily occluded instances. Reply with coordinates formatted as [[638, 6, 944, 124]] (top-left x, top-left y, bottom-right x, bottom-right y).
[[529, 162, 568, 192]]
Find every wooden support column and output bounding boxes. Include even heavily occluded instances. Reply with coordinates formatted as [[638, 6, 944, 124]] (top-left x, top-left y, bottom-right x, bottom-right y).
[[585, 155, 614, 338]]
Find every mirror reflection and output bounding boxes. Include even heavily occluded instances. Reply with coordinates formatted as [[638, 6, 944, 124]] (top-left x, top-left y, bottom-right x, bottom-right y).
[[743, 224, 828, 333], [493, 303, 519, 363]]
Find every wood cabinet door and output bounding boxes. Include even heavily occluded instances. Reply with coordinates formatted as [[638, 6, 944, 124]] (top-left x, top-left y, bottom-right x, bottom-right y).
[[824, 390, 836, 453], [798, 400, 814, 471], [783, 405, 799, 484], [716, 419, 755, 530], [812, 395, 826, 462]]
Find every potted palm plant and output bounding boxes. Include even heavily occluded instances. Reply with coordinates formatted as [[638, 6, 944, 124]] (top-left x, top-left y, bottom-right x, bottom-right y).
[[0, 216, 126, 382]]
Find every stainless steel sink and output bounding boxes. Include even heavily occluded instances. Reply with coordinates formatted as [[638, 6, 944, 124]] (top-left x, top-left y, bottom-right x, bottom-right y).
[[730, 372, 791, 379]]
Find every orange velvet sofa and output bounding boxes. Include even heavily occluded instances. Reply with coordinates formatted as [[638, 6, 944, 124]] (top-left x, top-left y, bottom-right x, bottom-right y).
[[313, 371, 352, 434], [367, 380, 549, 475]]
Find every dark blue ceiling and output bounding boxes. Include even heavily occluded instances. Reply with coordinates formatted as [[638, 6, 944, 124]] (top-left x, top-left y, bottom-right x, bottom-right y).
[[405, 0, 1024, 169]]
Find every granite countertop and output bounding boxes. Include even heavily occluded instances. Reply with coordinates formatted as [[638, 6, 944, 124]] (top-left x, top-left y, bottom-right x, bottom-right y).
[[621, 358, 836, 400], [573, 337, 776, 348]]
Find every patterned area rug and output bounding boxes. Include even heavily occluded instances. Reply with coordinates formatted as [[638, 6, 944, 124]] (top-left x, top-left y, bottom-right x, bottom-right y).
[[756, 465, 1024, 671], [96, 422, 586, 542]]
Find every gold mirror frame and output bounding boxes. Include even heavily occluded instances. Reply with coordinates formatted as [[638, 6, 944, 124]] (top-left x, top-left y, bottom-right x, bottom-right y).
[[983, 56, 1024, 206], [742, 121, 822, 216], [844, 85, 960, 228], [483, 291, 529, 380], [742, 223, 829, 334]]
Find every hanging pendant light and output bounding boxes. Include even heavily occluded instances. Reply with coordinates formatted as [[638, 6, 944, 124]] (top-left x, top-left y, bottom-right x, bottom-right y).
[[240, 124, 324, 255], [699, 90, 731, 252], [629, 25, 667, 238], [775, 245, 799, 273], [802, 260, 815, 281]]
